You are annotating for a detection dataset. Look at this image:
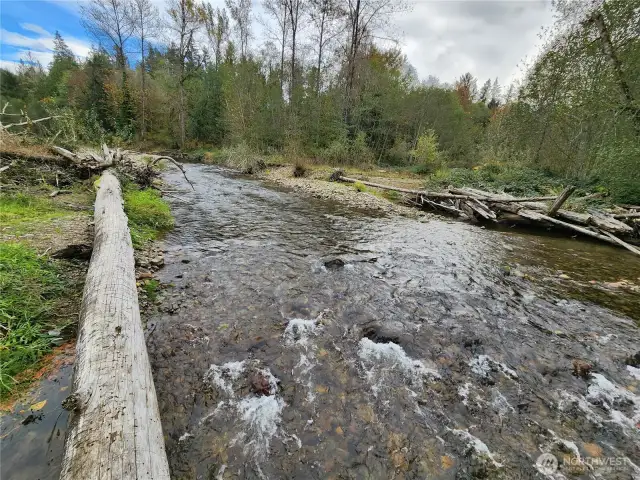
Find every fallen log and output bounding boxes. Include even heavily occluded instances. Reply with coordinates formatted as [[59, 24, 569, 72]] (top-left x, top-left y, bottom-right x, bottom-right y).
[[555, 210, 591, 225], [600, 231, 640, 256], [548, 186, 575, 216], [448, 187, 557, 203], [516, 209, 639, 255], [588, 210, 634, 234], [466, 198, 496, 220], [338, 177, 556, 202], [422, 197, 465, 216], [613, 212, 640, 219], [339, 176, 468, 198], [60, 170, 170, 479]]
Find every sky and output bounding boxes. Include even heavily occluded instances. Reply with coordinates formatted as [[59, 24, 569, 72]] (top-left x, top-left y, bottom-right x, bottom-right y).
[[0, 0, 555, 87]]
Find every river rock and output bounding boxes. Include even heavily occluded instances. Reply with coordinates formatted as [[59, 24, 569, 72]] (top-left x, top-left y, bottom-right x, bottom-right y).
[[572, 359, 592, 379], [324, 258, 346, 269]]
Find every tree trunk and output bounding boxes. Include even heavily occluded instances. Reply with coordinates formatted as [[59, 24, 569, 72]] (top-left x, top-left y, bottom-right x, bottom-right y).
[[280, 4, 288, 91], [589, 11, 640, 131], [61, 171, 169, 479], [140, 30, 146, 139], [316, 12, 325, 95], [179, 81, 186, 147]]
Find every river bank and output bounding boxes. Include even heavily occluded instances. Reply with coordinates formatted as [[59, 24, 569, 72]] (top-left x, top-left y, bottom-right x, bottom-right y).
[[0, 144, 175, 479]]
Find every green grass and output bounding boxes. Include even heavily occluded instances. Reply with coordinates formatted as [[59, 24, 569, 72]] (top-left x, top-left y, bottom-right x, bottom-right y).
[[353, 181, 368, 192], [123, 187, 174, 249], [0, 243, 68, 397], [142, 279, 161, 301], [0, 193, 73, 227]]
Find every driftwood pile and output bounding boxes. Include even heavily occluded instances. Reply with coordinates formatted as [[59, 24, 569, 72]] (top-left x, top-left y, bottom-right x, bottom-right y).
[[49, 144, 194, 189], [337, 176, 640, 256]]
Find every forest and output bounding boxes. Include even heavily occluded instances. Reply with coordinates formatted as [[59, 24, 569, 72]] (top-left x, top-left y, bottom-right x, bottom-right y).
[[1, 0, 639, 203]]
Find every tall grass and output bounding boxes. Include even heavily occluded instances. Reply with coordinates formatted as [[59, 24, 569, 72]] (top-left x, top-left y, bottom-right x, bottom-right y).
[[0, 243, 66, 397]]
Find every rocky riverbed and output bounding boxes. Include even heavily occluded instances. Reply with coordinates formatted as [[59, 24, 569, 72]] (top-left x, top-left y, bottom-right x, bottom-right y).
[[147, 164, 640, 479]]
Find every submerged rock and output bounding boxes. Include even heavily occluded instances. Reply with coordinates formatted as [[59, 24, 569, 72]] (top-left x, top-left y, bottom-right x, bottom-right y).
[[572, 359, 592, 379], [323, 258, 346, 269]]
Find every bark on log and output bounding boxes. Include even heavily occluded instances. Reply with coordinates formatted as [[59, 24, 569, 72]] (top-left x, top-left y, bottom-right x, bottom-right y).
[[556, 210, 591, 225], [588, 211, 634, 234], [548, 186, 575, 216], [61, 170, 170, 480]]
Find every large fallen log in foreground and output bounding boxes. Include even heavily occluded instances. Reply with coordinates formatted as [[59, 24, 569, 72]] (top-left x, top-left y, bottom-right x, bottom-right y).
[[334, 174, 640, 255], [61, 170, 170, 479]]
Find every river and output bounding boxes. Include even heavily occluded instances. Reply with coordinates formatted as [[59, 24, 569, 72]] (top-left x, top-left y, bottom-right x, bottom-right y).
[[2, 164, 639, 479]]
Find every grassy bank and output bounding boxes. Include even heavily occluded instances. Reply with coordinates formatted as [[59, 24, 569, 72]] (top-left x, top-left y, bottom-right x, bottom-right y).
[[0, 243, 79, 398], [123, 186, 174, 249], [0, 170, 173, 400]]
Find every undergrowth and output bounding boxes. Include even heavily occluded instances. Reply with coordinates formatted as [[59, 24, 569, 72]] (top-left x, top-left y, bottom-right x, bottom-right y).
[[423, 164, 608, 201], [0, 243, 69, 398], [123, 187, 174, 248]]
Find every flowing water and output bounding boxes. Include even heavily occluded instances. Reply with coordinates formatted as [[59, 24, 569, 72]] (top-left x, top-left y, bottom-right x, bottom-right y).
[[147, 165, 640, 479], [2, 164, 639, 479]]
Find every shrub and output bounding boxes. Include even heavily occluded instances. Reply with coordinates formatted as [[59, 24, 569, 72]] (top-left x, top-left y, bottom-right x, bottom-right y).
[[353, 181, 367, 192], [319, 132, 375, 166], [292, 161, 307, 178], [218, 143, 267, 174], [410, 130, 443, 174]]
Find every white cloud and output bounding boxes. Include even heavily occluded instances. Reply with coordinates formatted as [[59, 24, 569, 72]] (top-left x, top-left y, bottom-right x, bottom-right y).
[[393, 0, 555, 86], [0, 23, 92, 69], [0, 59, 22, 73], [20, 23, 51, 37]]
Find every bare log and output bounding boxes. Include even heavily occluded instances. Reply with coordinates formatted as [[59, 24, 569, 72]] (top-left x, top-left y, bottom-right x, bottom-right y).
[[50, 146, 81, 164], [588, 211, 634, 234], [448, 187, 557, 203], [422, 197, 465, 216], [555, 210, 591, 225], [547, 186, 575, 216], [340, 176, 467, 198], [516, 209, 629, 249], [61, 170, 170, 479], [466, 198, 497, 220], [338, 177, 553, 202], [600, 231, 640, 256], [613, 212, 640, 219]]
